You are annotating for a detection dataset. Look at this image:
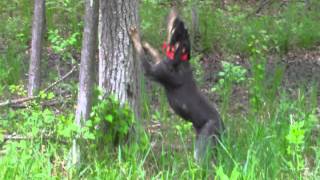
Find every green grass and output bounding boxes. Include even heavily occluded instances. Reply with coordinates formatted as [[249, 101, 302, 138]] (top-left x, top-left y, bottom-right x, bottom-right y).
[[0, 85, 318, 179], [1, 48, 319, 178], [140, 1, 320, 60]]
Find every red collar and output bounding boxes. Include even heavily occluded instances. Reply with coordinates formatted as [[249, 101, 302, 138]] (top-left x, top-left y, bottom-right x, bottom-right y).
[[162, 42, 189, 61]]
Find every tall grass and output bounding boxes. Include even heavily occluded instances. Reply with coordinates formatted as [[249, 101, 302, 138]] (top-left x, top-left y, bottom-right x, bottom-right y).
[[1, 84, 318, 179]]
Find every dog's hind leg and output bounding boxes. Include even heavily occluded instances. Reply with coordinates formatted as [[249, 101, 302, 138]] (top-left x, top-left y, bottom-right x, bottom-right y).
[[194, 120, 220, 165]]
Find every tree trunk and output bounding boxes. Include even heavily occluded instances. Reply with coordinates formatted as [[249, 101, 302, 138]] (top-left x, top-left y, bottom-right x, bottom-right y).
[[28, 0, 45, 97], [191, 4, 202, 53], [99, 0, 141, 116], [71, 0, 99, 166], [305, 0, 310, 10]]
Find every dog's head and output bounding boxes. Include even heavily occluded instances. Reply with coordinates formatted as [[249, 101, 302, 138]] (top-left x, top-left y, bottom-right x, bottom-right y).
[[169, 18, 190, 62], [165, 11, 190, 63]]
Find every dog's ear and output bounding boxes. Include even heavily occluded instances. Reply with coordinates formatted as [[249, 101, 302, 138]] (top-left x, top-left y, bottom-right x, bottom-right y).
[[167, 8, 179, 43]]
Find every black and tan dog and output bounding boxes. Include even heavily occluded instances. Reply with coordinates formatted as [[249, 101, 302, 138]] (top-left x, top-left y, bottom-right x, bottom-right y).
[[129, 9, 224, 162]]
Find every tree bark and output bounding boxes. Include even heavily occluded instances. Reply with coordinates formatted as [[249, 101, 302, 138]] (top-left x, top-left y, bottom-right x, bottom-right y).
[[71, 0, 99, 166], [28, 0, 45, 97], [191, 4, 202, 53], [305, 0, 310, 10], [99, 0, 141, 116]]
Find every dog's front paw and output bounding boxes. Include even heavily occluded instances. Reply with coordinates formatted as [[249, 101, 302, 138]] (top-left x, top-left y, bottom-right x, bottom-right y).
[[129, 26, 143, 53], [129, 26, 138, 37], [142, 41, 150, 48]]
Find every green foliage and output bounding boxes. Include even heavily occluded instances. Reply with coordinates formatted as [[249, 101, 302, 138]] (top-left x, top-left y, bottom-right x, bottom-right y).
[[218, 61, 247, 85], [193, 2, 320, 54], [216, 165, 241, 180], [140, 1, 320, 55], [0, 93, 81, 177], [9, 84, 27, 97], [0, 1, 31, 90], [213, 61, 247, 112], [0, 51, 23, 79], [247, 31, 269, 112], [0, 100, 75, 178], [284, 112, 317, 177], [48, 29, 80, 61], [286, 118, 305, 175], [86, 94, 135, 146], [46, 0, 84, 37], [175, 122, 193, 136], [0, 44, 25, 94], [1, 103, 75, 140], [190, 54, 205, 84], [0, 81, 319, 180], [215, 89, 319, 179], [39, 91, 55, 100], [139, 1, 168, 46], [0, 141, 54, 179]]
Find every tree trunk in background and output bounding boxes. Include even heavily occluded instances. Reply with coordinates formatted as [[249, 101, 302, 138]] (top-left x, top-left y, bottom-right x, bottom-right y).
[[71, 0, 99, 166], [99, 0, 141, 116], [191, 4, 202, 53], [28, 0, 45, 97], [305, 0, 310, 10]]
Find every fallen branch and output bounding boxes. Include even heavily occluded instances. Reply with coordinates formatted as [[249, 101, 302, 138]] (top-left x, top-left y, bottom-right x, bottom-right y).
[[246, 0, 273, 18], [10, 94, 72, 108], [255, 0, 273, 14], [43, 65, 77, 93], [4, 134, 28, 141], [0, 66, 77, 107], [1, 133, 69, 145], [0, 97, 36, 107]]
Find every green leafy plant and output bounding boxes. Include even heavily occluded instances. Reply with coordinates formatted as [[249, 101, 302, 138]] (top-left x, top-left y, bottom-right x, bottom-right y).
[[0, 48, 24, 88], [247, 30, 270, 113], [9, 84, 27, 97], [212, 61, 247, 112], [285, 116, 306, 177], [86, 95, 135, 146], [0, 101, 77, 177], [215, 165, 241, 180], [190, 54, 205, 84], [48, 29, 80, 61], [46, 0, 84, 35], [175, 122, 193, 136], [39, 91, 55, 100]]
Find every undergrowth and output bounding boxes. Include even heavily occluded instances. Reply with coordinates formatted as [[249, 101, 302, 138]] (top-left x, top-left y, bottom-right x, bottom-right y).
[[141, 1, 320, 54]]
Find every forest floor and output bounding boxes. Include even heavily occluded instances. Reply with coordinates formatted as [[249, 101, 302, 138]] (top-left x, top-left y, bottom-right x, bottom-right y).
[[145, 45, 320, 156], [201, 45, 320, 116], [39, 44, 320, 126]]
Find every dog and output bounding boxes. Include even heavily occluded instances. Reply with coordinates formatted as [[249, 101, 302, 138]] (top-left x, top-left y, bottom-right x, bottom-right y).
[[129, 9, 224, 162]]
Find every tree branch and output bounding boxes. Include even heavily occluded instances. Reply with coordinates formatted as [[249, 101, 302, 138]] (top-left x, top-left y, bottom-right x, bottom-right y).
[[43, 65, 77, 93], [0, 65, 77, 107], [255, 0, 273, 14]]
